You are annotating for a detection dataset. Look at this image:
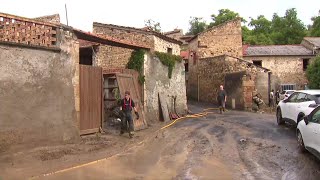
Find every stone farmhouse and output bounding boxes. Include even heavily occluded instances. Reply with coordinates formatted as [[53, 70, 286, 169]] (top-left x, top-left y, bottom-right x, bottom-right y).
[[185, 18, 270, 109], [0, 12, 187, 152], [92, 22, 187, 122], [243, 45, 316, 91]]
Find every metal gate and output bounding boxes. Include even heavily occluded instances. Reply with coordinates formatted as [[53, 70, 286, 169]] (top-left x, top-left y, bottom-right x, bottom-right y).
[[116, 73, 147, 130], [80, 65, 103, 135]]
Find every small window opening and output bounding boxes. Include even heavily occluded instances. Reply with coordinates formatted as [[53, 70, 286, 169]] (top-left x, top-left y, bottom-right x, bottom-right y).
[[80, 47, 93, 65], [167, 48, 173, 54], [253, 60, 262, 66], [303, 59, 309, 71]]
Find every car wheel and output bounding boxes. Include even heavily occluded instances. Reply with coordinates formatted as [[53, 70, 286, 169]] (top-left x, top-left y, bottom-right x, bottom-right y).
[[277, 108, 285, 125], [297, 130, 306, 153]]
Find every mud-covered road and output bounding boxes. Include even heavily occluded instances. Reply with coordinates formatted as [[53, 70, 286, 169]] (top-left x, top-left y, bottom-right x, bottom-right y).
[[39, 102, 320, 180]]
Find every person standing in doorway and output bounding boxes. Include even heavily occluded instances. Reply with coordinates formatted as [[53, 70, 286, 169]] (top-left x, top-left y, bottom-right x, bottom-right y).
[[217, 85, 227, 114], [269, 89, 275, 107], [120, 91, 139, 138], [275, 90, 280, 105]]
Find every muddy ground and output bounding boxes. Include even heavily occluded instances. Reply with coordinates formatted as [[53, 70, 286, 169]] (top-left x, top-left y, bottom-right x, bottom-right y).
[[1, 101, 320, 179]]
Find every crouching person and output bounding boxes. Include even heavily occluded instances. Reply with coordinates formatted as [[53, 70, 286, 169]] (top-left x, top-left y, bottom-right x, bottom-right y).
[[120, 91, 139, 138]]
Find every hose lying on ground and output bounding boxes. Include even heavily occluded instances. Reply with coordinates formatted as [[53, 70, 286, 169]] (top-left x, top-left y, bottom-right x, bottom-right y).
[[160, 108, 220, 130]]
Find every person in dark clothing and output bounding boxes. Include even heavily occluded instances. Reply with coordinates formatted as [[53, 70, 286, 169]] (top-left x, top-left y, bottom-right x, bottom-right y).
[[120, 91, 139, 138], [275, 90, 280, 105], [217, 85, 227, 114]]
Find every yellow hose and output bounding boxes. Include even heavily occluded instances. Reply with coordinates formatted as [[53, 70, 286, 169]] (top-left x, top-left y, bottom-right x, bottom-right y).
[[160, 108, 219, 130]]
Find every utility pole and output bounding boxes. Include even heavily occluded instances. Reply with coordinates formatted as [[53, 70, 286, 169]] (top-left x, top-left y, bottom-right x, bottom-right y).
[[65, 4, 69, 26]]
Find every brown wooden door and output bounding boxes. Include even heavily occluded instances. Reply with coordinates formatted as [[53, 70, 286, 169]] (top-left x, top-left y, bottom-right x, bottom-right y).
[[116, 73, 147, 130], [80, 65, 103, 135]]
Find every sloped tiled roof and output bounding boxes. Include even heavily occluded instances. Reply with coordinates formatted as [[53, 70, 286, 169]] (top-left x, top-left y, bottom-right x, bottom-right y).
[[304, 37, 320, 48], [243, 45, 314, 56]]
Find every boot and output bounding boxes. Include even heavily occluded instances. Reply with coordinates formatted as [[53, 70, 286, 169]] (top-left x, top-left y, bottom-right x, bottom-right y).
[[129, 132, 134, 138]]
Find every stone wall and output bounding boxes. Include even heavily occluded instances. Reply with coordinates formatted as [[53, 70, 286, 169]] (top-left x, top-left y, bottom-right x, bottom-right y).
[[189, 18, 243, 59], [153, 36, 180, 55], [244, 56, 311, 90], [0, 29, 80, 152], [93, 23, 180, 53], [187, 55, 269, 106], [94, 44, 134, 70], [33, 14, 60, 24], [93, 23, 154, 49], [144, 52, 187, 122]]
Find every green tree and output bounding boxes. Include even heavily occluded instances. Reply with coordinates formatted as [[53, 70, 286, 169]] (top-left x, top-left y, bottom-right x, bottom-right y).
[[245, 15, 273, 45], [306, 56, 320, 89], [310, 14, 320, 36], [271, 8, 307, 44], [144, 19, 161, 32], [209, 9, 246, 28], [186, 17, 207, 35]]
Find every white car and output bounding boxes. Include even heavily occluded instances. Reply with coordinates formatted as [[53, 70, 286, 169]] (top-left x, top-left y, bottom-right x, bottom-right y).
[[279, 90, 295, 100], [297, 106, 320, 159], [276, 90, 320, 125]]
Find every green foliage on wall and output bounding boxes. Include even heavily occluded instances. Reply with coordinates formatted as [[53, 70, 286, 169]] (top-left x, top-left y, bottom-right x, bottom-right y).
[[154, 51, 182, 78], [127, 49, 145, 84], [306, 56, 320, 89]]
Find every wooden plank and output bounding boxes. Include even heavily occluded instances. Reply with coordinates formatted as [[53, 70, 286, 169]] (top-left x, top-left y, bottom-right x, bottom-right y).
[[116, 73, 147, 130], [159, 93, 170, 122]]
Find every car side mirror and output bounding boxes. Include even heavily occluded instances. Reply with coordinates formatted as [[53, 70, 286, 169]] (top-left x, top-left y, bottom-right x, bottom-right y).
[[304, 116, 309, 125]]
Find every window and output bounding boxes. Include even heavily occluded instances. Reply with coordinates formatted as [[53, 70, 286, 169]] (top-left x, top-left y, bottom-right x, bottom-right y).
[[281, 84, 296, 91], [253, 60, 262, 66], [193, 52, 197, 65], [295, 93, 307, 102], [303, 59, 310, 71], [167, 48, 172, 54], [287, 92, 299, 102], [308, 95, 320, 104], [311, 108, 320, 123]]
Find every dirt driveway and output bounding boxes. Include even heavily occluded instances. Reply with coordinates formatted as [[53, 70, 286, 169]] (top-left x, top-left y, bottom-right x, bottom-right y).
[[2, 101, 320, 179]]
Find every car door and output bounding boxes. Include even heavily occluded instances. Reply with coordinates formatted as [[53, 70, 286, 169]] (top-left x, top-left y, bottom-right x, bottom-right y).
[[288, 93, 307, 122], [308, 107, 320, 153], [282, 92, 299, 120]]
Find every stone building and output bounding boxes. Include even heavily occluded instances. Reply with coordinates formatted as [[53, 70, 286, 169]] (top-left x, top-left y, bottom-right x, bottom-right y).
[[0, 12, 80, 150], [91, 22, 187, 121], [301, 37, 320, 55], [186, 18, 263, 107], [187, 18, 243, 60], [92, 22, 182, 55], [188, 54, 270, 109], [0, 12, 154, 151], [164, 29, 193, 49], [243, 45, 316, 91]]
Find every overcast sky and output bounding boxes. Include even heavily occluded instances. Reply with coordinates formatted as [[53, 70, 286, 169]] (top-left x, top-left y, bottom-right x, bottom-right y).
[[0, 0, 319, 33]]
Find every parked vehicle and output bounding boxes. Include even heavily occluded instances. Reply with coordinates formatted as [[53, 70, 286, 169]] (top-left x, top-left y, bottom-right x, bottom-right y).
[[279, 90, 295, 100], [296, 105, 320, 159], [276, 90, 320, 125]]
